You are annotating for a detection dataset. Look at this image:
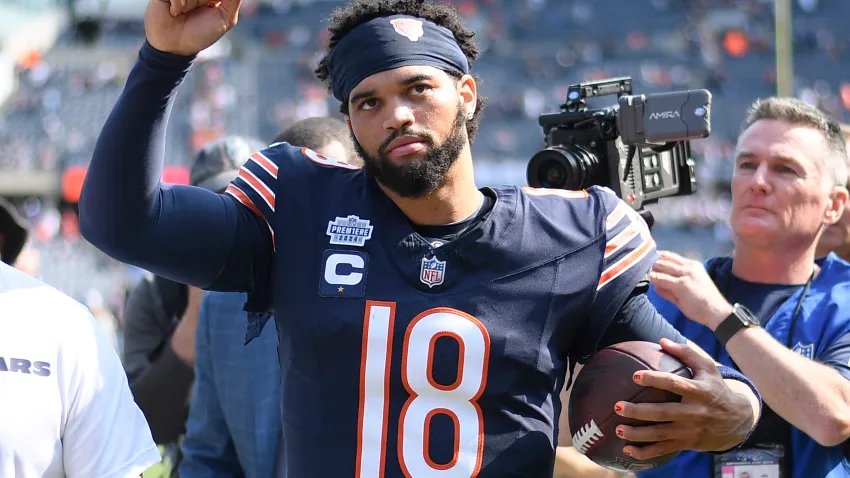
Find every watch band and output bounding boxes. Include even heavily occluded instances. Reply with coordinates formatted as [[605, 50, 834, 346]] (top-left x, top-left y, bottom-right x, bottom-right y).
[[714, 312, 745, 346], [714, 304, 757, 346]]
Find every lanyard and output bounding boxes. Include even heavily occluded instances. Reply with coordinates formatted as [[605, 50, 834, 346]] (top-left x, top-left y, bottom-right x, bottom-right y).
[[708, 259, 814, 362]]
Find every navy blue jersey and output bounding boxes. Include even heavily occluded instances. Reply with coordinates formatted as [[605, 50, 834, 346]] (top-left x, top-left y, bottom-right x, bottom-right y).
[[225, 142, 657, 477]]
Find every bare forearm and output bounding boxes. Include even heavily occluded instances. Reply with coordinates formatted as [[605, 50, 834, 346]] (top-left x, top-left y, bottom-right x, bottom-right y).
[[725, 326, 850, 445], [722, 377, 761, 433]]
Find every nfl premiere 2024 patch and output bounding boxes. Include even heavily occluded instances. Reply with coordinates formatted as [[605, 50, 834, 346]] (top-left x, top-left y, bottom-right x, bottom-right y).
[[326, 215, 373, 247], [319, 250, 369, 298]]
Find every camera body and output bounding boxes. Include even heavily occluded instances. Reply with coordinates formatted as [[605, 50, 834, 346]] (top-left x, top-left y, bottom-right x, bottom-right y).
[[526, 77, 711, 226]]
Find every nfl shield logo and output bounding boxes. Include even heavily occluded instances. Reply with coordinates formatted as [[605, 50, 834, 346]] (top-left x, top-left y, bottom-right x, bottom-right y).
[[390, 18, 424, 42], [420, 256, 446, 288], [792, 342, 815, 360]]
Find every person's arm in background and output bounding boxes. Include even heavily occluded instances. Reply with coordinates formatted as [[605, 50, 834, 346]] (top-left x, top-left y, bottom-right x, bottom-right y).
[[169, 286, 205, 366], [651, 250, 850, 446], [179, 294, 245, 478], [122, 277, 195, 444], [723, 327, 850, 445]]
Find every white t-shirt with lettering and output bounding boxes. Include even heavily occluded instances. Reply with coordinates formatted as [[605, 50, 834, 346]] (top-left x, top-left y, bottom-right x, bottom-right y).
[[0, 262, 161, 478]]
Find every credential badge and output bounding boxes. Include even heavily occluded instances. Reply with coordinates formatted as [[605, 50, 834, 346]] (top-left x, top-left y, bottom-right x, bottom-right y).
[[420, 256, 446, 288], [326, 215, 374, 247], [390, 18, 424, 42]]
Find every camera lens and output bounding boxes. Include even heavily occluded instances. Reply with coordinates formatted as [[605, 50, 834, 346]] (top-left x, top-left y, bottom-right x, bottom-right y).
[[526, 145, 600, 190], [541, 160, 567, 188]]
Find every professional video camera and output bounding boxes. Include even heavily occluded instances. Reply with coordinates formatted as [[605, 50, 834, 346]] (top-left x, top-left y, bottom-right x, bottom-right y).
[[526, 76, 712, 228]]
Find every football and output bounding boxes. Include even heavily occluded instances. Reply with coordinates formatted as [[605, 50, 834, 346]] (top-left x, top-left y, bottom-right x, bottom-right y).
[[567, 341, 693, 472]]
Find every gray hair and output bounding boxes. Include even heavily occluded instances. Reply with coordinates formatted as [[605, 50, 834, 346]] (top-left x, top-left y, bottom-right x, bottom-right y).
[[742, 97, 848, 188]]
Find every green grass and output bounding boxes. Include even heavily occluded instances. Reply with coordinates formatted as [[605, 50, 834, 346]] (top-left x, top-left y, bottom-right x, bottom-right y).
[[141, 446, 172, 478]]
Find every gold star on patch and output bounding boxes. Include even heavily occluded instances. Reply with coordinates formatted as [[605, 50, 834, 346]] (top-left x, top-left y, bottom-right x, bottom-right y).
[[338, 286, 345, 293]]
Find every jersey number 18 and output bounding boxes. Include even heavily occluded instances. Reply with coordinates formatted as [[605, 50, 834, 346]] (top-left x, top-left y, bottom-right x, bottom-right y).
[[357, 301, 491, 478]]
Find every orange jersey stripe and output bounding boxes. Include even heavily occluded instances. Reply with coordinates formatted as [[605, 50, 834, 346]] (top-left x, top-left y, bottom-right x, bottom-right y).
[[251, 151, 279, 178], [597, 237, 655, 290], [605, 202, 629, 230], [604, 222, 641, 257], [225, 184, 262, 218], [238, 169, 276, 210], [225, 184, 276, 250]]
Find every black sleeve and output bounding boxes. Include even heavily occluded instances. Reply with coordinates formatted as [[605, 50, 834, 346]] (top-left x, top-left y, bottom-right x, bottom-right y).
[[121, 277, 194, 444], [78, 41, 272, 292], [596, 285, 687, 350]]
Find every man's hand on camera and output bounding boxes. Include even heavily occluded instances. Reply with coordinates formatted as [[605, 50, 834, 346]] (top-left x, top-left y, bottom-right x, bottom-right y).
[[649, 250, 733, 331]]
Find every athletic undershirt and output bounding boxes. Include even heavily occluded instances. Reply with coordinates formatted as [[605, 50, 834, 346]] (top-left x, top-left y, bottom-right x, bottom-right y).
[[413, 190, 495, 247]]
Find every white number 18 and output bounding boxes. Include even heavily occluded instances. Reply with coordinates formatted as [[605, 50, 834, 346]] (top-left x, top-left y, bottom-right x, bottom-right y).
[[356, 301, 492, 477]]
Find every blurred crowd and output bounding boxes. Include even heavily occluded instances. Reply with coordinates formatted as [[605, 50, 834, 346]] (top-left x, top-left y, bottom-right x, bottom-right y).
[[0, 0, 848, 352]]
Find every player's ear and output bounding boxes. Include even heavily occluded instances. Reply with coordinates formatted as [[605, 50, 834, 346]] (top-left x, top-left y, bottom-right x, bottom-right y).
[[456, 73, 476, 119]]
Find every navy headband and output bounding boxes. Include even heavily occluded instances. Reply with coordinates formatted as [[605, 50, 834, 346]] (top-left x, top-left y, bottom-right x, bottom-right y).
[[328, 14, 470, 103]]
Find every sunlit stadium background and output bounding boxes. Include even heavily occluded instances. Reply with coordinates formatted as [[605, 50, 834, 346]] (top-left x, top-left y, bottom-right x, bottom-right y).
[[0, 1, 846, 473]]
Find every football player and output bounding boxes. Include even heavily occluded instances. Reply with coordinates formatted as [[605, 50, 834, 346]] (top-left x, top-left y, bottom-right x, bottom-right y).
[[79, 0, 763, 476]]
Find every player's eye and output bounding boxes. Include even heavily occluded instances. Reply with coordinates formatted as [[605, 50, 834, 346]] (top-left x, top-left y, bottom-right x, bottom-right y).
[[738, 161, 755, 170], [358, 98, 379, 111], [409, 84, 431, 96]]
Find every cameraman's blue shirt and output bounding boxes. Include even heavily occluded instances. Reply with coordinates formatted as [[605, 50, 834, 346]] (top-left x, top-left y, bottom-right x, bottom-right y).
[[639, 253, 850, 478]]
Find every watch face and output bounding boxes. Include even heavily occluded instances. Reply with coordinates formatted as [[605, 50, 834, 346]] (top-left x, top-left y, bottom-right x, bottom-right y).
[[734, 304, 760, 326]]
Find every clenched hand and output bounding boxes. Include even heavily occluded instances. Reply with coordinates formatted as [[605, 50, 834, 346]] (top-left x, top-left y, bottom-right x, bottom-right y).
[[145, 0, 242, 56]]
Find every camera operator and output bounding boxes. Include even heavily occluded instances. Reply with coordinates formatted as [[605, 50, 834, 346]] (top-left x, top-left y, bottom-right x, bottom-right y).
[[637, 97, 850, 478]]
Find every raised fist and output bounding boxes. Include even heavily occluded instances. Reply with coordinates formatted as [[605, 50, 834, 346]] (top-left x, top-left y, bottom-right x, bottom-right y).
[[145, 0, 242, 56]]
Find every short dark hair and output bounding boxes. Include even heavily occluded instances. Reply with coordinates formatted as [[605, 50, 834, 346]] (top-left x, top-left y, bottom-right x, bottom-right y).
[[273, 116, 351, 148], [314, 0, 488, 142]]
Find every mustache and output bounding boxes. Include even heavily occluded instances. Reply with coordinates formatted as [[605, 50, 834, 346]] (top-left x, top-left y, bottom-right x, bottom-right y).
[[379, 129, 433, 154]]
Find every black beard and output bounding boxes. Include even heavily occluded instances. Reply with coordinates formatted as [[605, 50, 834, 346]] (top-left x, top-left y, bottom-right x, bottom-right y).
[[352, 106, 467, 198]]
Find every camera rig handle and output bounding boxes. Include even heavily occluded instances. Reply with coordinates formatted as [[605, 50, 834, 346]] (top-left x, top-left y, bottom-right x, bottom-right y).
[[637, 208, 655, 231]]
